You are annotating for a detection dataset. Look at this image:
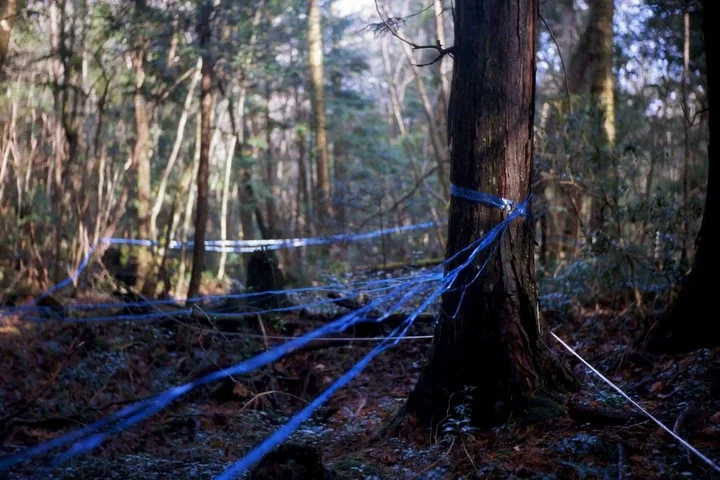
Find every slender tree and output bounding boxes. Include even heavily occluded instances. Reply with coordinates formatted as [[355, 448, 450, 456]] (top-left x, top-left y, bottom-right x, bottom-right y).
[[132, 0, 154, 293], [647, 0, 718, 352], [681, 5, 692, 265], [405, 0, 572, 427], [187, 1, 214, 300], [308, 0, 333, 226]]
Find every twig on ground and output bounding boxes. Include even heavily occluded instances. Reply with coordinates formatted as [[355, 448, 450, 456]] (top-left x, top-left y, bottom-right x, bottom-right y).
[[674, 401, 695, 464]]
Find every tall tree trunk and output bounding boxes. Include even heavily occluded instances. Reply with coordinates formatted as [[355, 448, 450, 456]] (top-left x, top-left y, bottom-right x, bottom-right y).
[[587, 0, 615, 149], [567, 0, 615, 234], [217, 131, 236, 280], [132, 0, 153, 293], [681, 7, 692, 267], [217, 0, 264, 278], [150, 58, 201, 242], [49, 0, 68, 283], [537, 0, 576, 266], [308, 0, 333, 227], [647, 0, 719, 352], [405, 0, 573, 428], [174, 120, 201, 297], [0, 0, 17, 72], [187, 0, 214, 301], [264, 88, 277, 238], [296, 123, 309, 237]]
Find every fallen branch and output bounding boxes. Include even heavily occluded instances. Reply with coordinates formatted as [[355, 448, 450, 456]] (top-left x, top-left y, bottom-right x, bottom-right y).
[[567, 401, 648, 427], [674, 402, 695, 464]]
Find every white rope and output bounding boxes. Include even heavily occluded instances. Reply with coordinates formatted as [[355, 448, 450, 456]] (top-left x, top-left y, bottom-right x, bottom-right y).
[[551, 332, 720, 473]]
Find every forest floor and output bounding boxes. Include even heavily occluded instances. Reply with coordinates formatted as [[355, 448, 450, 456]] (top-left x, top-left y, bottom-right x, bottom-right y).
[[1, 267, 720, 479]]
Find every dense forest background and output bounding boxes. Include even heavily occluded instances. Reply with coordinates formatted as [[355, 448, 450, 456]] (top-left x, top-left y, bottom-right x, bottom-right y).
[[1, 0, 718, 478], [0, 0, 708, 305]]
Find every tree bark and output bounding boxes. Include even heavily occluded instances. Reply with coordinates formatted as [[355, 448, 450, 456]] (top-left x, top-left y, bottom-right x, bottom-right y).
[[150, 58, 201, 242], [567, 0, 615, 234], [217, 131, 236, 280], [681, 8, 692, 267], [308, 0, 333, 227], [174, 120, 201, 297], [131, 0, 153, 293], [647, 0, 719, 353], [405, 0, 573, 428], [263, 88, 278, 238], [587, 0, 616, 149], [0, 0, 17, 72], [187, 0, 214, 301]]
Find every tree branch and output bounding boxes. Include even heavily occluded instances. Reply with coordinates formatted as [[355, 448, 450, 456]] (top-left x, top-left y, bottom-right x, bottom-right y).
[[370, 0, 455, 67]]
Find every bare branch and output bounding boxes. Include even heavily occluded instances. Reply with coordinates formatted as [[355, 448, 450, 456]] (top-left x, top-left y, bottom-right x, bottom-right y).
[[539, 12, 572, 116], [370, 0, 455, 68]]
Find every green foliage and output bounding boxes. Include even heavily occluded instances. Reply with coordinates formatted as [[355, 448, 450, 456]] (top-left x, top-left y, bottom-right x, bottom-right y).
[[442, 386, 479, 440]]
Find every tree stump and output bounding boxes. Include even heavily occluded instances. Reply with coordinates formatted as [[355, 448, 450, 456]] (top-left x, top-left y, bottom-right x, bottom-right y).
[[245, 249, 289, 313]]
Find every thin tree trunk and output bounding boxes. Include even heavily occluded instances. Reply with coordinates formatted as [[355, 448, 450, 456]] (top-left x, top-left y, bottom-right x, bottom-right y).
[[308, 0, 333, 227], [406, 0, 573, 428], [681, 8, 692, 266], [187, 0, 214, 301], [588, 0, 616, 148], [217, 0, 265, 278], [175, 120, 202, 297], [264, 89, 277, 238], [381, 36, 408, 138], [151, 58, 201, 242], [296, 124, 308, 237], [398, 40, 449, 198], [131, 0, 153, 292], [49, 0, 67, 283], [233, 107, 257, 241], [217, 134, 236, 280]]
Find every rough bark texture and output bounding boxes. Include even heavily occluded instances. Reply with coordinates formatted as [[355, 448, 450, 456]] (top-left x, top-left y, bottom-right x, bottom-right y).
[[647, 0, 719, 353], [0, 0, 17, 72], [308, 0, 333, 227], [187, 1, 214, 300], [131, 0, 153, 293], [587, 0, 615, 149], [405, 0, 572, 428]]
